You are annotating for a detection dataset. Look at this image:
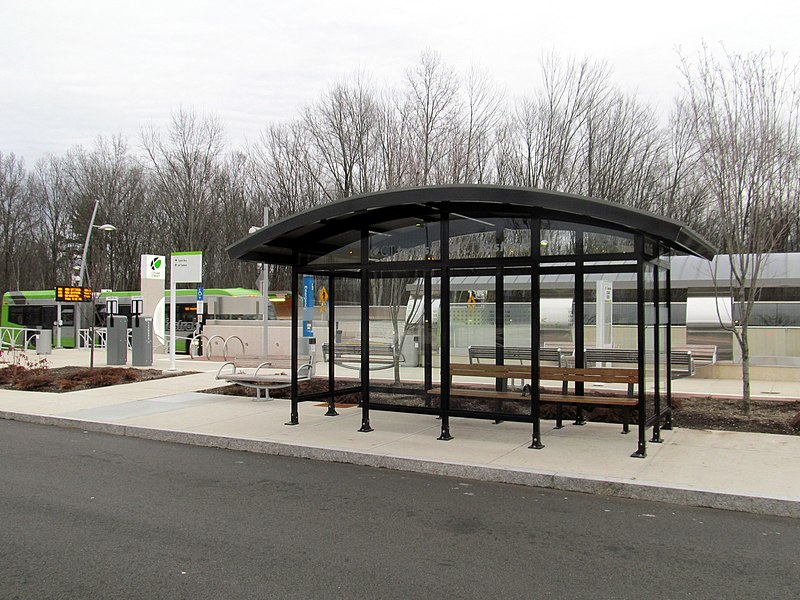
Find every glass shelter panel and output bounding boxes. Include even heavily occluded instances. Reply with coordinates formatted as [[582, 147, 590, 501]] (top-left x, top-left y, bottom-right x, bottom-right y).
[[583, 225, 635, 255], [643, 264, 657, 420], [448, 216, 532, 260], [301, 232, 362, 266], [540, 274, 575, 347], [449, 269, 497, 351], [368, 219, 440, 263], [325, 272, 362, 379], [446, 269, 503, 418], [658, 265, 669, 401], [540, 220, 577, 257], [365, 271, 430, 408]]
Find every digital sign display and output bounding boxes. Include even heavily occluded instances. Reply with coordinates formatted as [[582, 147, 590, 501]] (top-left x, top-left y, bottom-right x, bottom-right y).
[[55, 286, 93, 302]]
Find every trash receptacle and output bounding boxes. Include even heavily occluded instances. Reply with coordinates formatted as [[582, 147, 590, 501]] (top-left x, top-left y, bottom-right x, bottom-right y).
[[402, 333, 420, 368], [36, 329, 52, 355]]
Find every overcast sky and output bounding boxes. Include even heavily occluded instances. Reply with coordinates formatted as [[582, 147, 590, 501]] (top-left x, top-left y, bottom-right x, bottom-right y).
[[2, 0, 798, 164]]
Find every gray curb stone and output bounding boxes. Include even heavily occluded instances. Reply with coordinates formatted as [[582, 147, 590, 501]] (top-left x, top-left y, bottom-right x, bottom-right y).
[[2, 410, 798, 519]]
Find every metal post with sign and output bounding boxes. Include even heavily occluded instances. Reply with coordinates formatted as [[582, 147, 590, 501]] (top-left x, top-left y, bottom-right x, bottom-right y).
[[195, 287, 205, 354], [300, 275, 314, 356], [302, 275, 314, 337], [168, 251, 203, 371], [55, 286, 92, 350]]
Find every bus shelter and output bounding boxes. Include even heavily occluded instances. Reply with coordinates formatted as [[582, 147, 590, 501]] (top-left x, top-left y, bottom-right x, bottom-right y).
[[228, 185, 716, 457]]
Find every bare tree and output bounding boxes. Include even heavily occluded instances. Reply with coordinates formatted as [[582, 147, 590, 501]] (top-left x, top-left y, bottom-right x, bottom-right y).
[[27, 155, 74, 288], [681, 46, 800, 410], [248, 122, 324, 290], [141, 107, 225, 253], [301, 74, 380, 200], [504, 54, 612, 191], [405, 50, 461, 185], [374, 90, 414, 189], [209, 150, 260, 287], [657, 98, 714, 233], [448, 67, 504, 183], [66, 135, 151, 291], [0, 152, 32, 294], [579, 90, 667, 211]]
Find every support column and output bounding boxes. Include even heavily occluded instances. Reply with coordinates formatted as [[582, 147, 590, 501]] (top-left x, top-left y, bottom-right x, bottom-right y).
[[358, 232, 373, 433], [438, 211, 452, 441], [530, 215, 544, 449], [286, 261, 300, 426], [632, 237, 647, 458], [325, 272, 338, 417], [651, 264, 662, 443]]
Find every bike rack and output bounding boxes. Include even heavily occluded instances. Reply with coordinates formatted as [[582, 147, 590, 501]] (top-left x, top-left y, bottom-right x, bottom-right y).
[[222, 335, 245, 360]]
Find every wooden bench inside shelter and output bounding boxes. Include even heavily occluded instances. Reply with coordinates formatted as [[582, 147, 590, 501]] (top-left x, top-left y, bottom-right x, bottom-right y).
[[216, 354, 313, 400], [428, 363, 639, 434]]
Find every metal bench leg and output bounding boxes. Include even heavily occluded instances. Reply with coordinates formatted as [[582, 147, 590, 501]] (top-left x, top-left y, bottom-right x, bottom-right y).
[[622, 407, 630, 434], [253, 388, 272, 402], [555, 403, 563, 429], [574, 405, 586, 426]]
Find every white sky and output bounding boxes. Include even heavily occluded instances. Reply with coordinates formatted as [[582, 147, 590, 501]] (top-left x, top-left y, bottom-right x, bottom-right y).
[[2, 0, 798, 164]]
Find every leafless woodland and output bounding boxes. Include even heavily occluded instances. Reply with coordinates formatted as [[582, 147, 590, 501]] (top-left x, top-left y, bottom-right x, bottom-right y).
[[2, 49, 798, 306]]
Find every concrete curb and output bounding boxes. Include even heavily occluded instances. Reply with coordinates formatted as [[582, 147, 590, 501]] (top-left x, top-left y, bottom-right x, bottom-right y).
[[2, 410, 798, 519]]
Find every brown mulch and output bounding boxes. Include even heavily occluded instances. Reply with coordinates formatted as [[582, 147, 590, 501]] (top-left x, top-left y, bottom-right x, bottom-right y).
[[3, 365, 798, 436], [0, 366, 189, 393], [202, 378, 800, 437]]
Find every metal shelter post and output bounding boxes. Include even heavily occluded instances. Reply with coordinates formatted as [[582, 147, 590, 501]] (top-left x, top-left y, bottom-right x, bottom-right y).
[[286, 257, 300, 426]]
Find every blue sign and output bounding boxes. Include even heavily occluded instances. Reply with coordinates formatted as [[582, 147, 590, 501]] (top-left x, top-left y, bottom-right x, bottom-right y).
[[197, 287, 204, 301], [302, 276, 314, 337]]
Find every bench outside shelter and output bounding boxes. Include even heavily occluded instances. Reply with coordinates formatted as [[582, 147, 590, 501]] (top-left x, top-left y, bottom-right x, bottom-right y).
[[216, 354, 313, 400]]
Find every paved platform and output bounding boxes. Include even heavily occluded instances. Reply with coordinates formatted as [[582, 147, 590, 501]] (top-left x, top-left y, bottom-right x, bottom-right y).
[[1, 348, 799, 518]]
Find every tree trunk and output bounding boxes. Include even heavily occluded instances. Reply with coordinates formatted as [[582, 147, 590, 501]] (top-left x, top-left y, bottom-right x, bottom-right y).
[[740, 329, 751, 415]]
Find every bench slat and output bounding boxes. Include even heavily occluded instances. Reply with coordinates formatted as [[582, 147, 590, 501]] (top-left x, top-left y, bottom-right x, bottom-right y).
[[428, 388, 637, 407]]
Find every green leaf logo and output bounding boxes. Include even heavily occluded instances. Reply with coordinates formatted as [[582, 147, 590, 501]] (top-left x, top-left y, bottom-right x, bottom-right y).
[[151, 257, 162, 270]]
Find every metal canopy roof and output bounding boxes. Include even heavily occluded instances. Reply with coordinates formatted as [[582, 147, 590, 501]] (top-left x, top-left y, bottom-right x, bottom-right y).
[[228, 185, 717, 264]]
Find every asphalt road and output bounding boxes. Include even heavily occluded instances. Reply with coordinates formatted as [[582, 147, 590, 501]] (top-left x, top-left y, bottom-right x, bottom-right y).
[[1, 419, 798, 600]]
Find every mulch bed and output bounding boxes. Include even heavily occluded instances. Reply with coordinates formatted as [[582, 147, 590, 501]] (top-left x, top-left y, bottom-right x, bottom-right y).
[[3, 365, 799, 435], [0, 366, 189, 393], [202, 378, 800, 436]]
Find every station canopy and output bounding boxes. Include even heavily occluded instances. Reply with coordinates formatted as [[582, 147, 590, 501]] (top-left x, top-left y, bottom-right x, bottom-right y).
[[228, 185, 716, 265]]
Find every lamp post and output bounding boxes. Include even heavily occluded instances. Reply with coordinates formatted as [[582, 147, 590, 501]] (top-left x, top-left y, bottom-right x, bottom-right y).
[[250, 207, 270, 355], [74, 201, 116, 354]]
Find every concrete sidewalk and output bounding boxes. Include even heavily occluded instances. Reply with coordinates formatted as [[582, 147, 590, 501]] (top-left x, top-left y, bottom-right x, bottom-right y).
[[1, 349, 799, 518]]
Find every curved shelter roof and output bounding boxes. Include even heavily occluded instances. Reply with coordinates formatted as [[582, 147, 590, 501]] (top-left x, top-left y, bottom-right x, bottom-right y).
[[228, 185, 716, 264]]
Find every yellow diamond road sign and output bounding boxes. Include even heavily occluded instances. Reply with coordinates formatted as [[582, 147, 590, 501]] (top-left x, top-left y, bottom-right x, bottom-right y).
[[319, 287, 329, 303]]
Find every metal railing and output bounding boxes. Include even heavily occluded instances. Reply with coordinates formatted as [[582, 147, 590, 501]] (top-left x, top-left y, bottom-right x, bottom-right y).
[[0, 327, 41, 350], [78, 328, 133, 350]]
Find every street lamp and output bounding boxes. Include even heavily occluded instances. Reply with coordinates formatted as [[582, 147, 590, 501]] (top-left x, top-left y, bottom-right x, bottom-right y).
[[74, 198, 117, 352], [250, 207, 270, 354]]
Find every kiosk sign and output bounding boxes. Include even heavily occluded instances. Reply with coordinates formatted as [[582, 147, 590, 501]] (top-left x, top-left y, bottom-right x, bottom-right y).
[[171, 251, 203, 283], [55, 286, 92, 302], [140, 255, 166, 280]]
